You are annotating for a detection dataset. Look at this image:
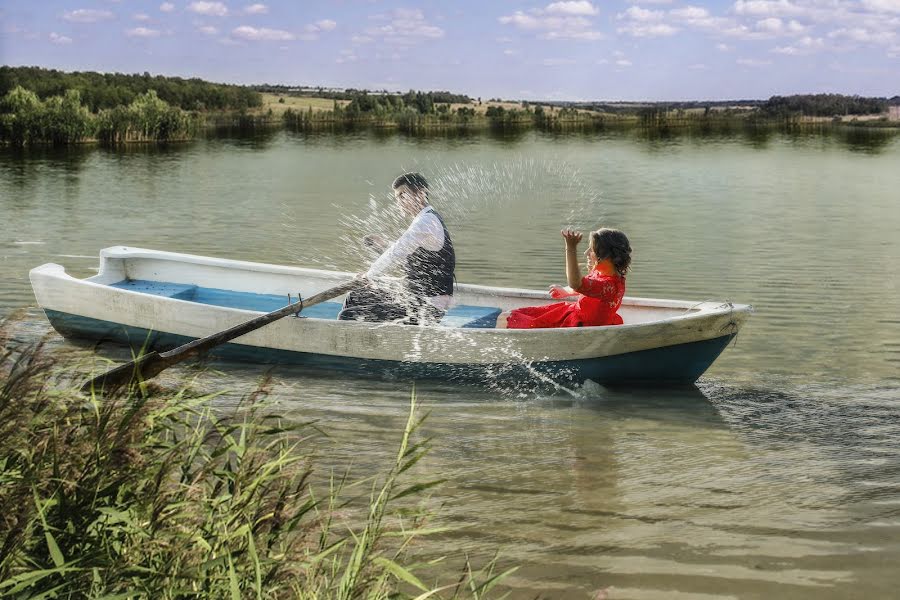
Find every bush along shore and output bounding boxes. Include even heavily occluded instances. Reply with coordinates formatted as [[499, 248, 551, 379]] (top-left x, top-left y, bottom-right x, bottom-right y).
[[0, 329, 515, 598], [0, 86, 205, 146], [3, 81, 898, 146]]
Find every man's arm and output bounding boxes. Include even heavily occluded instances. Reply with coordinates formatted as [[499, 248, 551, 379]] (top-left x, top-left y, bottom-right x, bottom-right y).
[[366, 212, 444, 278]]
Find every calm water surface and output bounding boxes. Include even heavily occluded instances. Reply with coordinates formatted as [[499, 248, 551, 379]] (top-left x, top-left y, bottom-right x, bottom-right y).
[[2, 129, 899, 598]]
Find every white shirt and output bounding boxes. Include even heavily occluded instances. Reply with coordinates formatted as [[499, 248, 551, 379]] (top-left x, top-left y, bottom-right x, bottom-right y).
[[366, 206, 452, 310]]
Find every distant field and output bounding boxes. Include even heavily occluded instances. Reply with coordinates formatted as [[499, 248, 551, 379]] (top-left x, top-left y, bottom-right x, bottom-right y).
[[451, 100, 600, 115], [254, 94, 605, 117], [256, 93, 349, 115]]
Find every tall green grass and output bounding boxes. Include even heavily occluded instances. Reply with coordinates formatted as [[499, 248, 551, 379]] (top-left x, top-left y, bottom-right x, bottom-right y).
[[0, 86, 200, 146], [0, 332, 514, 599]]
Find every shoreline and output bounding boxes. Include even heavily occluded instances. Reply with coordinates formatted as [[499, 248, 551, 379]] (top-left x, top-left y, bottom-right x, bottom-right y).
[[2, 115, 898, 148]]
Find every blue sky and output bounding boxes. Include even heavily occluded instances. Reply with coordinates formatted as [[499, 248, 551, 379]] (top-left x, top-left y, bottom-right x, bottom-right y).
[[1, 1, 898, 100]]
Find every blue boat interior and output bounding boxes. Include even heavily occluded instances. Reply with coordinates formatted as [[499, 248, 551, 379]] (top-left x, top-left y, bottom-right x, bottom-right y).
[[110, 279, 501, 328]]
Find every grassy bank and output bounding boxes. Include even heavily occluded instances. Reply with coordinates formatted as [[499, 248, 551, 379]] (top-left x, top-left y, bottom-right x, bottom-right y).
[[0, 327, 513, 598]]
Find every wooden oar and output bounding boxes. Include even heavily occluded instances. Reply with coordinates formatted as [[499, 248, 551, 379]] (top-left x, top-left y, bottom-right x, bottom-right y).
[[82, 278, 361, 393]]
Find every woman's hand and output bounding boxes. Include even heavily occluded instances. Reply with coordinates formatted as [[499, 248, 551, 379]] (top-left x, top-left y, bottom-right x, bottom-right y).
[[549, 285, 573, 299], [561, 228, 583, 248]]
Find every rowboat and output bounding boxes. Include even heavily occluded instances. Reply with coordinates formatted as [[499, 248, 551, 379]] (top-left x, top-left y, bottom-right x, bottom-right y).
[[29, 246, 751, 386]]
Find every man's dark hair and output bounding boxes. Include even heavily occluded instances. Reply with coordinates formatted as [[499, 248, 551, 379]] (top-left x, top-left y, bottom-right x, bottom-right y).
[[392, 172, 429, 196]]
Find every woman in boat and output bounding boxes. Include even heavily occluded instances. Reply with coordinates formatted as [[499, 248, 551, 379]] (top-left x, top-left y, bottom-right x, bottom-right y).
[[495, 228, 631, 329]]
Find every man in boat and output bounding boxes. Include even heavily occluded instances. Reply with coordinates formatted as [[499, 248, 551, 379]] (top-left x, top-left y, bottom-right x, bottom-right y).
[[338, 172, 455, 325]]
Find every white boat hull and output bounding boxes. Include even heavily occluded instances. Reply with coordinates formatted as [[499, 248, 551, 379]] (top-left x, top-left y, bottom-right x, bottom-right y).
[[29, 246, 752, 385]]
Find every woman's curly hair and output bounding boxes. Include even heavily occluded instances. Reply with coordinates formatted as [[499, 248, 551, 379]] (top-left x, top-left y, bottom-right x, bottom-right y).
[[591, 228, 632, 277]]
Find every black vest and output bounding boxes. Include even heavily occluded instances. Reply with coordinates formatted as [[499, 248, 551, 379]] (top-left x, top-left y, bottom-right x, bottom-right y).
[[402, 207, 455, 298]]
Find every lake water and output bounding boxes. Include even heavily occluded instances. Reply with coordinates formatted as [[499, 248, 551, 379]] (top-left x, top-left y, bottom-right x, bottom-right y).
[[2, 128, 899, 598]]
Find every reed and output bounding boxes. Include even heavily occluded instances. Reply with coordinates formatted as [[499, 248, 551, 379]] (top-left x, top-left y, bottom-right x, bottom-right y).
[[0, 87, 201, 146], [0, 328, 513, 598]]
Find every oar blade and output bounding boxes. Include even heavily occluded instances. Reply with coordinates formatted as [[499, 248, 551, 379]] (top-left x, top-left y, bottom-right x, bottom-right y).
[[81, 351, 164, 394]]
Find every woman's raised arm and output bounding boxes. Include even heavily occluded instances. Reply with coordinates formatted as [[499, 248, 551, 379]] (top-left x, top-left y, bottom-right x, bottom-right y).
[[562, 229, 584, 291]]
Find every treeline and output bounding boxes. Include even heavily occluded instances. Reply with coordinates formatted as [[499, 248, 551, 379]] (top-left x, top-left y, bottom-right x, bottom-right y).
[[759, 94, 888, 117], [543, 95, 896, 117], [558, 99, 764, 114], [254, 84, 472, 105], [283, 99, 602, 133], [0, 66, 262, 112], [343, 90, 473, 115], [0, 86, 200, 145]]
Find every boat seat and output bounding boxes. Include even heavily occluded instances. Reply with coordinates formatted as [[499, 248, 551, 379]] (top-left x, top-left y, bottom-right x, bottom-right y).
[[441, 305, 502, 329], [110, 280, 198, 300], [108, 280, 500, 327]]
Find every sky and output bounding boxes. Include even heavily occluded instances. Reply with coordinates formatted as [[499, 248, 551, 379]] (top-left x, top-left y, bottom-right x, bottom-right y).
[[1, 0, 898, 101]]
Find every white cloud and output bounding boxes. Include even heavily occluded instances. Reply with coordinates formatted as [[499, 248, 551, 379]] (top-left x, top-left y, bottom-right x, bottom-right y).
[[670, 6, 710, 20], [545, 29, 604, 40], [63, 9, 114, 23], [49, 32, 72, 44], [188, 2, 228, 17], [160, 2, 175, 12], [503, 48, 518, 55], [756, 17, 783, 32], [688, 63, 708, 69], [862, 0, 900, 12], [615, 58, 633, 66], [545, 1, 599, 16], [619, 6, 665, 22], [134, 13, 151, 22], [126, 27, 161, 37], [315, 19, 337, 31], [297, 19, 337, 41], [669, 5, 729, 29], [500, 7, 603, 40], [736, 57, 772, 66], [336, 49, 358, 63], [772, 35, 824, 54], [232, 25, 294, 41], [618, 22, 678, 37], [616, 5, 679, 36], [828, 27, 896, 45], [198, 25, 218, 34], [755, 17, 807, 35], [244, 3, 267, 15], [717, 42, 733, 51], [733, 0, 804, 18], [363, 9, 444, 45]]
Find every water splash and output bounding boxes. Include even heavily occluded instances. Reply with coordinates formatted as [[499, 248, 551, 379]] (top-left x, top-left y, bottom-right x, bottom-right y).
[[276, 157, 608, 396], [281, 156, 606, 273]]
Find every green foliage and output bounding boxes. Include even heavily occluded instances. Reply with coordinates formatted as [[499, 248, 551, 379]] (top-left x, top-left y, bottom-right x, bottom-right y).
[[0, 337, 514, 599], [1, 66, 262, 112], [0, 86, 200, 145], [253, 85, 471, 106], [0, 86, 94, 145], [97, 90, 199, 144], [0, 86, 43, 145], [761, 94, 888, 118]]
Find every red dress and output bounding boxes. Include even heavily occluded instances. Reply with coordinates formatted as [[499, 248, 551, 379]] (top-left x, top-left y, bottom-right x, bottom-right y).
[[507, 270, 625, 329]]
